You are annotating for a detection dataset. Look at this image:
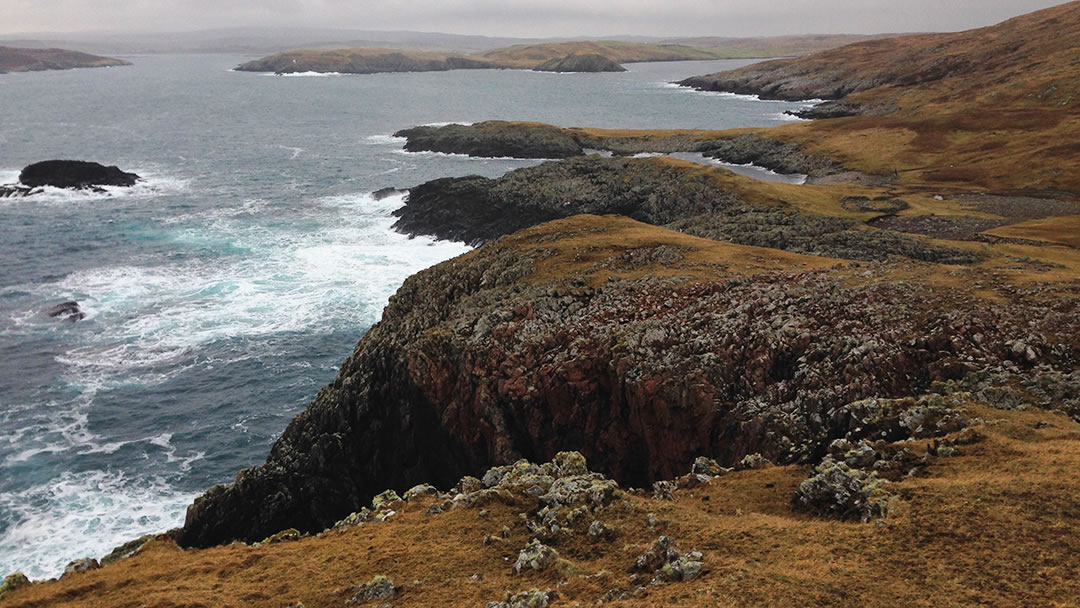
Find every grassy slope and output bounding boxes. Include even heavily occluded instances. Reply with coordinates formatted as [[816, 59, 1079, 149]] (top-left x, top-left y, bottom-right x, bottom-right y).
[[476, 41, 734, 67], [0, 46, 129, 73]]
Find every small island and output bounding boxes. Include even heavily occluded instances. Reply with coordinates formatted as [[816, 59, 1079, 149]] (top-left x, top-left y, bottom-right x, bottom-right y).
[[0, 46, 129, 74], [533, 54, 626, 73], [0, 160, 140, 197]]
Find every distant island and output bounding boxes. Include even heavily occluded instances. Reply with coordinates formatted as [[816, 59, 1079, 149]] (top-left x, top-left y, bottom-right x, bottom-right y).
[[236, 40, 816, 75], [0, 46, 129, 74]]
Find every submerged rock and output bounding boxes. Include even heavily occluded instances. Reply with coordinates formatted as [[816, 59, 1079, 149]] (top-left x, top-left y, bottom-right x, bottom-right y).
[[46, 300, 85, 322]]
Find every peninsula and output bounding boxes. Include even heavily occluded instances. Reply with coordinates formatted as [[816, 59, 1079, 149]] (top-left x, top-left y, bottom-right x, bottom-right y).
[[0, 46, 129, 73]]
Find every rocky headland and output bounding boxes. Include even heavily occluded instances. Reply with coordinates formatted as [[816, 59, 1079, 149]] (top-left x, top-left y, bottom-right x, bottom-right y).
[[0, 160, 140, 197], [0, 46, 129, 74], [533, 54, 626, 73], [235, 49, 497, 75]]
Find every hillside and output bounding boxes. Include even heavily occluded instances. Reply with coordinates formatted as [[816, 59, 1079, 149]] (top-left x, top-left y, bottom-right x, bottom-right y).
[[0, 46, 129, 73]]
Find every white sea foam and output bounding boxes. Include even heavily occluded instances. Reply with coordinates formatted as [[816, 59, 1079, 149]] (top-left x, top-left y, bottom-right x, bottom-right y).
[[0, 470, 197, 579], [365, 134, 407, 145], [0, 171, 189, 207], [268, 71, 344, 77]]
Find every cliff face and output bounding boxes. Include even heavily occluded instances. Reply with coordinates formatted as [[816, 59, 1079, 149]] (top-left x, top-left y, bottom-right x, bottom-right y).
[[0, 46, 129, 73], [179, 214, 1080, 548]]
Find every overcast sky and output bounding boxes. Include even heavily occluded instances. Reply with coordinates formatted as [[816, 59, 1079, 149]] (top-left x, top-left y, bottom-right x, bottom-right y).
[[4, 0, 1073, 38]]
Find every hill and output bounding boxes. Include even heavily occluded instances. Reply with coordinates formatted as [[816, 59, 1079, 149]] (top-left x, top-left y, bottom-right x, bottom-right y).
[[234, 48, 495, 74], [0, 46, 128, 73]]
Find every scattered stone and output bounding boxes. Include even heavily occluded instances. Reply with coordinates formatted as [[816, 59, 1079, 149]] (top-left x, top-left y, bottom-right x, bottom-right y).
[[345, 575, 397, 604], [514, 540, 559, 574], [630, 536, 705, 584], [63, 558, 100, 576], [486, 589, 558, 608]]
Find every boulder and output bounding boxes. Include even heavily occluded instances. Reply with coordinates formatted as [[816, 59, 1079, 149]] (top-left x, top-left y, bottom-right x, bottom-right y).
[[46, 300, 85, 322]]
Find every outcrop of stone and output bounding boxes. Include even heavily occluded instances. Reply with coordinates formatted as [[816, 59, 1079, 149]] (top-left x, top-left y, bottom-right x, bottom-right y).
[[695, 134, 843, 177], [16, 161, 139, 190], [533, 54, 626, 73], [0, 46, 129, 74], [178, 218, 1079, 547], [393, 155, 981, 264], [394, 121, 585, 159]]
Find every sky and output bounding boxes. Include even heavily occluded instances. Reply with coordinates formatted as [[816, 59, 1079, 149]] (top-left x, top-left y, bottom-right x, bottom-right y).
[[3, 0, 1073, 38]]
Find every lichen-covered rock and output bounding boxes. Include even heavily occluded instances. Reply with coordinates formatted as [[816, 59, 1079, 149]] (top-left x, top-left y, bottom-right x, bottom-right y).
[[0, 572, 31, 600], [792, 458, 892, 522], [372, 489, 403, 510], [62, 558, 100, 576], [258, 528, 301, 545], [345, 575, 397, 604], [691, 457, 723, 477], [658, 551, 705, 582], [630, 536, 704, 583], [486, 589, 558, 608], [100, 534, 157, 566], [514, 540, 559, 574], [588, 520, 614, 541], [738, 453, 771, 470], [540, 474, 621, 510], [651, 480, 677, 501], [334, 508, 373, 528], [403, 484, 438, 501]]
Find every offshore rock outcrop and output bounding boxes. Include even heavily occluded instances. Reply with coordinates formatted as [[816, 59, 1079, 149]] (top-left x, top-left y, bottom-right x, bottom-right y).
[[533, 54, 626, 73], [393, 155, 980, 264], [178, 215, 1080, 548], [395, 121, 585, 159], [1, 161, 140, 197]]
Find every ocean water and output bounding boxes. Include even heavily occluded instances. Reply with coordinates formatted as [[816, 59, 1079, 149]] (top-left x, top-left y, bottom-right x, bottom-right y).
[[0, 54, 817, 578]]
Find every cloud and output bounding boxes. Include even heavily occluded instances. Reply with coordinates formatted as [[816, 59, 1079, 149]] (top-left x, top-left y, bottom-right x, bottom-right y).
[[3, 0, 1072, 37]]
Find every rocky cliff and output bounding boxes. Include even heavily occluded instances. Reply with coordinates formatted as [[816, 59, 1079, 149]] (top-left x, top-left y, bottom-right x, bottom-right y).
[[179, 212, 1080, 548]]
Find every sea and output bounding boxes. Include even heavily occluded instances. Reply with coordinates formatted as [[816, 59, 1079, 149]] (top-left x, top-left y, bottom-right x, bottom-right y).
[[0, 54, 817, 578]]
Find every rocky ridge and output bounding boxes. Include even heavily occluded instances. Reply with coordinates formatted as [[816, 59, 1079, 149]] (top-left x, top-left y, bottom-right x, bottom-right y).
[[392, 155, 980, 266]]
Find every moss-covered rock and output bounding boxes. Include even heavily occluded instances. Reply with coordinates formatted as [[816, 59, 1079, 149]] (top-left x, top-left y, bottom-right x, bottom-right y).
[[514, 540, 560, 574], [0, 572, 31, 600]]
